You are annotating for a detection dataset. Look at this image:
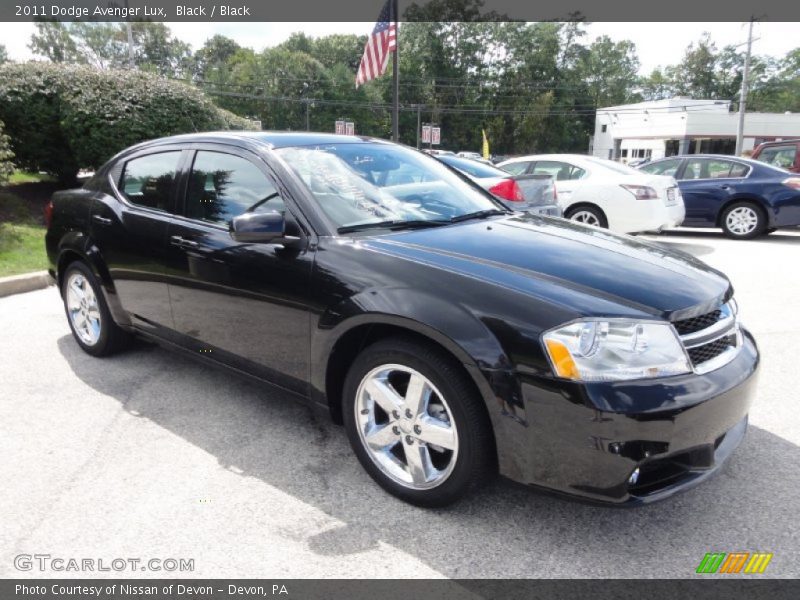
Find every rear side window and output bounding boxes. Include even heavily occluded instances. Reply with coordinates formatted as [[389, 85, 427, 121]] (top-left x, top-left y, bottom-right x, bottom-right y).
[[757, 145, 797, 170], [500, 161, 531, 176], [641, 158, 681, 176], [185, 151, 283, 225], [683, 158, 748, 180], [532, 161, 585, 181], [119, 152, 181, 211]]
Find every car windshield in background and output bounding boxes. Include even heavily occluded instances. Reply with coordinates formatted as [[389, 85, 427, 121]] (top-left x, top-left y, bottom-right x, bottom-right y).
[[276, 143, 502, 232], [583, 156, 644, 176], [439, 155, 507, 179]]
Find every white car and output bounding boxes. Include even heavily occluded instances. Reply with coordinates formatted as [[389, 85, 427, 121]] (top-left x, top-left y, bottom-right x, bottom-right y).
[[497, 154, 685, 233]]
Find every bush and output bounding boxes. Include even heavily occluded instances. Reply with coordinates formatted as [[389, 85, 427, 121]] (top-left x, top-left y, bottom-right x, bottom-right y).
[[0, 62, 258, 182], [0, 119, 14, 184]]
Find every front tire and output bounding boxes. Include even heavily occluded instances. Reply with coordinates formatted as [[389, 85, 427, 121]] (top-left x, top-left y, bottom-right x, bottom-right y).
[[342, 337, 495, 507], [62, 261, 130, 356], [721, 201, 766, 239]]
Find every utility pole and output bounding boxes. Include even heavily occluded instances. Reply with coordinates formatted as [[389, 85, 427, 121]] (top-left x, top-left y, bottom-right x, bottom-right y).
[[124, 0, 134, 68], [411, 104, 422, 148], [735, 19, 754, 156]]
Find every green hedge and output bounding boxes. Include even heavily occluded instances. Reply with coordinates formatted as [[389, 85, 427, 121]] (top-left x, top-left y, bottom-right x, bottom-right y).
[[0, 119, 13, 183], [0, 62, 257, 182]]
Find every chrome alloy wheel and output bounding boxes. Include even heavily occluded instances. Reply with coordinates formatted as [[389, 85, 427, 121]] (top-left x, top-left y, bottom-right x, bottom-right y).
[[355, 364, 459, 490], [570, 210, 601, 226], [725, 206, 759, 236], [65, 272, 102, 346]]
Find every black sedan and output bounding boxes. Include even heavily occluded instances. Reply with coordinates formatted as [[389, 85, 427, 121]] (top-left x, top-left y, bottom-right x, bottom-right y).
[[46, 133, 759, 507], [639, 154, 800, 239]]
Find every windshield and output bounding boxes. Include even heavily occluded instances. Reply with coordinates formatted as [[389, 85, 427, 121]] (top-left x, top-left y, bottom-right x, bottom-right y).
[[276, 143, 502, 231], [438, 155, 507, 179], [583, 156, 644, 176]]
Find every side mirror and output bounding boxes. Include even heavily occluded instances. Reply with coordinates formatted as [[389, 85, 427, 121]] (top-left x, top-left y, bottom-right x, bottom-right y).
[[230, 211, 286, 244]]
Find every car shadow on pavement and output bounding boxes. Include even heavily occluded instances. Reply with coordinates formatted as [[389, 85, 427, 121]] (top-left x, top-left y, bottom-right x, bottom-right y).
[[57, 335, 800, 578]]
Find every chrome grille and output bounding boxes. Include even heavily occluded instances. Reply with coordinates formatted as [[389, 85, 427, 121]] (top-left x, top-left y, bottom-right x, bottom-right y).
[[675, 301, 740, 374], [673, 309, 722, 335]]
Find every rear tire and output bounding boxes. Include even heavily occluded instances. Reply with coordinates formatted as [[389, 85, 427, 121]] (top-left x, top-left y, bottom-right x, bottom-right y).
[[342, 337, 495, 507], [565, 205, 608, 229], [720, 201, 766, 239], [62, 261, 131, 357]]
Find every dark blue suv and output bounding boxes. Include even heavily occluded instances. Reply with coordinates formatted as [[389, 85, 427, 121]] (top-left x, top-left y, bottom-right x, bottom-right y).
[[640, 154, 800, 239]]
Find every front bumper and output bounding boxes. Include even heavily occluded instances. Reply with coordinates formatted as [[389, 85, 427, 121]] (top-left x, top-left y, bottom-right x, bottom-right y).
[[503, 328, 759, 505]]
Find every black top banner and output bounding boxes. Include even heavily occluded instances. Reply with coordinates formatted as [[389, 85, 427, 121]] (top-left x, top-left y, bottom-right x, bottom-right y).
[[1, 0, 800, 22]]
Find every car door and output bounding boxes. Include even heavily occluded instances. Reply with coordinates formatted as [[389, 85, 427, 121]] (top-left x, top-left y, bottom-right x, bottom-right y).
[[91, 148, 187, 334], [678, 158, 749, 225], [163, 145, 314, 393]]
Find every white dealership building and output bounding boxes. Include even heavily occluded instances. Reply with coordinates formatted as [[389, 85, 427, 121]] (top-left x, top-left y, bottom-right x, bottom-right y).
[[591, 97, 800, 162]]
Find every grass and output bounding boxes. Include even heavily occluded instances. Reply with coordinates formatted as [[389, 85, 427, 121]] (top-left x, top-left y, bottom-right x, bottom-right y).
[[0, 172, 55, 277], [6, 171, 55, 185]]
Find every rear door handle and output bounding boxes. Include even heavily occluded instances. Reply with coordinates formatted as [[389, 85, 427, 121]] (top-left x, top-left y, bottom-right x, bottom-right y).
[[170, 235, 199, 249], [92, 215, 112, 226]]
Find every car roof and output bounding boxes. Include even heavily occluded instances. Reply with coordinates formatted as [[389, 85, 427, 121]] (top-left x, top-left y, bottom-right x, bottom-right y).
[[134, 131, 386, 151]]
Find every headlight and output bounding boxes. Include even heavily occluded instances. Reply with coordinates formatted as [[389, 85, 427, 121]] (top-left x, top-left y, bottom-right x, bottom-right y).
[[542, 320, 691, 382]]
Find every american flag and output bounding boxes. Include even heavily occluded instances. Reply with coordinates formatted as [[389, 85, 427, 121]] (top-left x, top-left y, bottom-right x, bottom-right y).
[[355, 0, 397, 88]]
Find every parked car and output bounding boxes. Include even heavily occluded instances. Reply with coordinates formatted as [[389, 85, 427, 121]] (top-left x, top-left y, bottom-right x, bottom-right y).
[[436, 154, 561, 216], [422, 148, 455, 156], [751, 139, 800, 173], [639, 154, 800, 239], [456, 151, 482, 160], [47, 132, 758, 507], [497, 154, 685, 234]]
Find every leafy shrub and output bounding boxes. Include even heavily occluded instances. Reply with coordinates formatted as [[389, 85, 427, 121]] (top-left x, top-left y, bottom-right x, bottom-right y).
[[0, 62, 258, 182], [0, 119, 14, 183]]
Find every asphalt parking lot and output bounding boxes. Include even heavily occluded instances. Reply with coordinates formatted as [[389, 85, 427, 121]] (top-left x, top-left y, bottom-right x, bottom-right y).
[[1, 227, 799, 579]]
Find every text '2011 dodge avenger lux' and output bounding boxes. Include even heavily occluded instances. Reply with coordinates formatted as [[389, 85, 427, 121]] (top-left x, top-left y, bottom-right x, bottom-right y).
[[46, 133, 759, 507]]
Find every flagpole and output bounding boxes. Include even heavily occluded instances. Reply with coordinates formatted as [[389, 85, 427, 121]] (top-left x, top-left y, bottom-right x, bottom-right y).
[[391, 0, 399, 143]]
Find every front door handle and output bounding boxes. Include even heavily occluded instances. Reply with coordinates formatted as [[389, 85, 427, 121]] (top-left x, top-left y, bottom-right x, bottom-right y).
[[92, 215, 112, 226], [170, 235, 199, 249]]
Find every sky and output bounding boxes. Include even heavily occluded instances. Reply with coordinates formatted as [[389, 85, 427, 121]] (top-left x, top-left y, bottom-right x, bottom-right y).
[[1, 21, 798, 75]]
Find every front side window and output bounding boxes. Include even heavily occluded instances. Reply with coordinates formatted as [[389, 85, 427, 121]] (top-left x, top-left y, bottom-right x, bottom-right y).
[[276, 143, 500, 232], [757, 145, 797, 170], [119, 151, 181, 211], [185, 151, 283, 225], [532, 161, 586, 181], [640, 158, 681, 177]]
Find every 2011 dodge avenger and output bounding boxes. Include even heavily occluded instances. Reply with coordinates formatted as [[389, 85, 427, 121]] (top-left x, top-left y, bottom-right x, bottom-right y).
[[45, 133, 759, 507]]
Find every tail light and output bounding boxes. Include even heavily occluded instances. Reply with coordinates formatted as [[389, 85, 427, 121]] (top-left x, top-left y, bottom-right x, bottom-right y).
[[620, 184, 658, 200], [489, 179, 524, 202], [553, 182, 558, 203], [782, 177, 800, 190], [44, 200, 54, 228]]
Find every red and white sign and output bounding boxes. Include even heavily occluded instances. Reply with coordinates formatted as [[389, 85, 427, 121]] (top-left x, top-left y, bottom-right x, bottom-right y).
[[335, 120, 345, 135], [431, 127, 441, 145], [421, 125, 431, 144], [345, 121, 355, 136]]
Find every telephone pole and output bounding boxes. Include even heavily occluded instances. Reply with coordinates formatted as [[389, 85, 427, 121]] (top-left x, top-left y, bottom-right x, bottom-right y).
[[735, 19, 754, 156]]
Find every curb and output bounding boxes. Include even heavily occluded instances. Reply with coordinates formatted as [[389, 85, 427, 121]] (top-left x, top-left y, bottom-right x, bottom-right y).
[[0, 271, 55, 298]]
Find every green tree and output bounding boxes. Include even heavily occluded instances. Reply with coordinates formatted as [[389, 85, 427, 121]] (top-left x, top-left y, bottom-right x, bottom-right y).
[[0, 119, 14, 183]]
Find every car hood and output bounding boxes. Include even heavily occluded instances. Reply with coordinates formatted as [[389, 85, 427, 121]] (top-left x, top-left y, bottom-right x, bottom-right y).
[[362, 214, 731, 320]]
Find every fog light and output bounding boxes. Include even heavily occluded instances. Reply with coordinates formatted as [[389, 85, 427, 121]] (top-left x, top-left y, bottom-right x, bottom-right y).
[[628, 468, 640, 485]]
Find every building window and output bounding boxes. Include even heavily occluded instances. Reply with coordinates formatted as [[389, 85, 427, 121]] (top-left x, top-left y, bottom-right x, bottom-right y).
[[601, 124, 607, 133]]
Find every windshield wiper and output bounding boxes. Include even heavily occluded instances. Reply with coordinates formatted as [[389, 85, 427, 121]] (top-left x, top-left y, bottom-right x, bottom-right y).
[[337, 219, 449, 234], [449, 209, 509, 223]]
